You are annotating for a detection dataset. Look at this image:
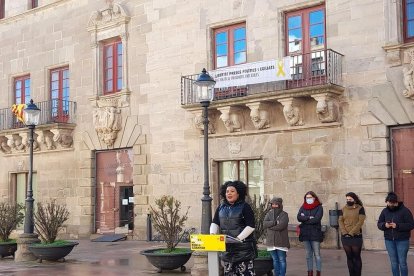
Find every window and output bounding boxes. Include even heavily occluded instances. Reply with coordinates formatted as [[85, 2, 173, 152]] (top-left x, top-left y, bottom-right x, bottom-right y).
[[213, 23, 246, 68], [14, 75, 31, 105], [218, 159, 264, 200], [50, 67, 69, 122], [30, 0, 38, 9], [0, 0, 4, 19], [103, 38, 123, 94], [404, 0, 414, 42], [10, 172, 37, 229]]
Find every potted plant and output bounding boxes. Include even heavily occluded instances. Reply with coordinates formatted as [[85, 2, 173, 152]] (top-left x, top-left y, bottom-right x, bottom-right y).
[[247, 195, 273, 276], [0, 202, 24, 258], [140, 195, 192, 273], [28, 200, 78, 262]]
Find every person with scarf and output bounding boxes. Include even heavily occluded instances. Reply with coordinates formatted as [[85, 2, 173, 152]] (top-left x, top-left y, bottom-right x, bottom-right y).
[[210, 181, 256, 276], [338, 192, 365, 276], [297, 191, 324, 276], [263, 197, 290, 276], [377, 192, 414, 276]]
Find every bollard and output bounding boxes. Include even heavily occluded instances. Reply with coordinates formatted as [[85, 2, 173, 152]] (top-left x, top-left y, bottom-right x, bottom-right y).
[[147, 213, 152, 241]]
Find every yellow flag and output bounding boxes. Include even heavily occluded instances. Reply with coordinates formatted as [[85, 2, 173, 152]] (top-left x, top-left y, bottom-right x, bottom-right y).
[[11, 104, 26, 123]]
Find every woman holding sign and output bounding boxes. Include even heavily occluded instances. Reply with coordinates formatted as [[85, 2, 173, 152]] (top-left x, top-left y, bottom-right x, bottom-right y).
[[210, 180, 256, 275]]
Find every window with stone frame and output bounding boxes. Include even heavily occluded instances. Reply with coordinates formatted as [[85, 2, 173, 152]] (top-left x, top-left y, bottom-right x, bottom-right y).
[[14, 75, 31, 105], [103, 38, 123, 94], [50, 66, 70, 122], [30, 0, 38, 9], [0, 0, 4, 19], [404, 0, 414, 43], [213, 23, 246, 69], [218, 159, 264, 200]]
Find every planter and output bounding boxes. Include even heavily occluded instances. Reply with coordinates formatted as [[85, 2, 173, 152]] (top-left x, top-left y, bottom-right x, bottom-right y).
[[0, 241, 17, 258], [28, 241, 79, 263], [254, 256, 273, 276], [140, 248, 192, 273]]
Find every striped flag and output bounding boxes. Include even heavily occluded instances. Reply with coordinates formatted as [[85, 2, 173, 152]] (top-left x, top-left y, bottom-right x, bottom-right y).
[[11, 104, 26, 123]]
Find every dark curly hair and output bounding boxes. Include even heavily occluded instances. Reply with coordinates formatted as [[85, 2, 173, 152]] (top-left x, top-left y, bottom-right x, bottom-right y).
[[346, 192, 363, 206], [220, 180, 247, 202]]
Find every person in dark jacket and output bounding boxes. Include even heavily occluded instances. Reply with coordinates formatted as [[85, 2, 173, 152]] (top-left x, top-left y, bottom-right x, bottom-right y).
[[297, 191, 324, 276], [377, 192, 414, 276], [263, 197, 290, 276], [210, 181, 256, 276]]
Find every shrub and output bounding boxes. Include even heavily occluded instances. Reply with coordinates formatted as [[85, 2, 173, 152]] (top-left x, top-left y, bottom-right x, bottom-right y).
[[247, 195, 271, 243], [34, 201, 70, 244], [149, 195, 189, 252], [0, 202, 24, 242]]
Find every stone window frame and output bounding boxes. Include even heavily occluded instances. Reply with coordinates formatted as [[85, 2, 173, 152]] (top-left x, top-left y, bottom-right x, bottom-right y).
[[87, 2, 130, 105]]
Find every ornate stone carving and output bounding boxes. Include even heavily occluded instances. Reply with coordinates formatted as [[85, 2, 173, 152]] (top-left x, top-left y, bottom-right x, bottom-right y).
[[218, 107, 243, 133], [6, 134, 26, 152], [20, 132, 40, 152], [0, 136, 11, 154], [228, 142, 241, 154], [93, 106, 122, 148], [246, 102, 270, 130], [402, 49, 414, 100], [37, 130, 56, 150], [193, 110, 216, 134], [311, 94, 339, 123], [87, 1, 129, 28], [50, 129, 74, 148], [277, 98, 304, 126]]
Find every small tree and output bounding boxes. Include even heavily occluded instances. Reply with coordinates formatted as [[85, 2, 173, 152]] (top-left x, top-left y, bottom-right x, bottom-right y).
[[34, 201, 70, 244], [149, 195, 189, 252], [0, 202, 24, 242], [247, 195, 271, 243]]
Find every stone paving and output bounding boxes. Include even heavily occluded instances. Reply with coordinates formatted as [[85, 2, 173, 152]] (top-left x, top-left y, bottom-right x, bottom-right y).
[[0, 240, 413, 275]]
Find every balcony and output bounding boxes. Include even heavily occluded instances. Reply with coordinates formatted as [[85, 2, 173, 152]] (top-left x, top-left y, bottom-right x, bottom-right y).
[[181, 49, 344, 106], [0, 100, 77, 154], [181, 49, 344, 135]]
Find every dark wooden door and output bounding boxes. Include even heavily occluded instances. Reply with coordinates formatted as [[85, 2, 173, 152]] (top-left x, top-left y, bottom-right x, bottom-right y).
[[392, 127, 414, 244]]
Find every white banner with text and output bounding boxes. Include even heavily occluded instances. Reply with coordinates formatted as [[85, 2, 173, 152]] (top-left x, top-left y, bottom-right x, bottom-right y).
[[209, 57, 291, 89]]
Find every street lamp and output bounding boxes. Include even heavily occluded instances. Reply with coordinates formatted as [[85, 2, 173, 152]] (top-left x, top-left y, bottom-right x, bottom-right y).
[[23, 99, 41, 234], [194, 68, 216, 234]]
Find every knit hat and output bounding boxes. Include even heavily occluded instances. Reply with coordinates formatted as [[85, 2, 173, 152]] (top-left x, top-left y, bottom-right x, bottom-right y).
[[270, 197, 283, 205], [385, 192, 398, 203]]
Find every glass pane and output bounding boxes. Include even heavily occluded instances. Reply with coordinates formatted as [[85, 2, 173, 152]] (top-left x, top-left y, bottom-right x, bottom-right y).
[[409, 21, 414, 37], [289, 40, 301, 52], [51, 72, 59, 81], [117, 43, 122, 53], [52, 90, 58, 99], [117, 79, 122, 90], [247, 160, 264, 200], [107, 69, 113, 80], [216, 56, 228, 68], [107, 58, 113, 68], [63, 88, 69, 98], [15, 89, 21, 98], [234, 40, 246, 53], [118, 67, 122, 78], [117, 54, 122, 65], [106, 45, 113, 57], [63, 79, 69, 88], [63, 69, 69, 78], [15, 81, 22, 89], [219, 161, 239, 184], [310, 24, 324, 37], [52, 81, 58, 90], [106, 81, 113, 92], [234, 27, 246, 40], [216, 44, 228, 56], [310, 10, 324, 24], [288, 15, 301, 29], [289, 29, 302, 41], [234, 52, 246, 64], [216, 32, 227, 44], [239, 161, 247, 184]]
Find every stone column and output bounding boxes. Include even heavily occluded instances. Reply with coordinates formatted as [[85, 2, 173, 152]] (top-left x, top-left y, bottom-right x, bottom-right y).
[[14, 233, 40, 262]]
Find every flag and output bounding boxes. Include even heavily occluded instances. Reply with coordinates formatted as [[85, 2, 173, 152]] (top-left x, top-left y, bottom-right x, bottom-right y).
[[11, 104, 26, 123]]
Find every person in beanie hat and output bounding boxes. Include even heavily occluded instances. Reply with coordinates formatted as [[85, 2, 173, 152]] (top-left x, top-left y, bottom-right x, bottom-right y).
[[377, 192, 414, 276], [297, 191, 324, 276], [263, 197, 290, 276]]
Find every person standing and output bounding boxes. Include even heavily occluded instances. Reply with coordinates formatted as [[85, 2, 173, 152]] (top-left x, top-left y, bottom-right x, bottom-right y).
[[377, 192, 414, 276], [297, 191, 324, 276], [210, 180, 256, 276], [338, 192, 366, 276], [263, 197, 290, 276]]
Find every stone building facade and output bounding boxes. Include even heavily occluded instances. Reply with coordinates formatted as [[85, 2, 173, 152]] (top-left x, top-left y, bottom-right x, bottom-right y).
[[0, 0, 413, 249]]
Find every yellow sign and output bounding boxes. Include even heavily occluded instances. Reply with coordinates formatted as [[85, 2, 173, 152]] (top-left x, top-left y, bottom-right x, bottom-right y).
[[190, 234, 226, 252]]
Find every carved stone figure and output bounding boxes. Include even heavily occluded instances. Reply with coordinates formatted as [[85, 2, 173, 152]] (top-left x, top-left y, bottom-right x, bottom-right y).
[[278, 98, 304, 126], [247, 103, 270, 130], [37, 130, 56, 150], [7, 134, 26, 152], [312, 95, 339, 123], [51, 129, 74, 148], [402, 66, 414, 99], [93, 106, 122, 148], [220, 112, 242, 132], [193, 112, 216, 134], [0, 137, 11, 154]]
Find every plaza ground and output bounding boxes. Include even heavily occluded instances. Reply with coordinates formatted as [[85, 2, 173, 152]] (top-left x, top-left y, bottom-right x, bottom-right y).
[[0, 240, 413, 275]]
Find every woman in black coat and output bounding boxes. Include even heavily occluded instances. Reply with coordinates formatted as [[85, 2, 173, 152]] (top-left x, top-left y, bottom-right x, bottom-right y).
[[297, 191, 324, 276]]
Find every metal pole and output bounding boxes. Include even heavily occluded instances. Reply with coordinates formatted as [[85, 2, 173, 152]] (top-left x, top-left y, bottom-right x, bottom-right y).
[[335, 201, 340, 249], [24, 124, 35, 234], [201, 101, 212, 234]]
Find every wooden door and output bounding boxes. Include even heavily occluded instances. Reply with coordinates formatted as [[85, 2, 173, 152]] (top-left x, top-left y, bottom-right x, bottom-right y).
[[392, 127, 414, 244]]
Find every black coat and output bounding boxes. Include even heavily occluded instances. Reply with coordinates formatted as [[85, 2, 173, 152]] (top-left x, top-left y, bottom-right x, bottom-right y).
[[297, 204, 324, 242], [377, 202, 414, 241]]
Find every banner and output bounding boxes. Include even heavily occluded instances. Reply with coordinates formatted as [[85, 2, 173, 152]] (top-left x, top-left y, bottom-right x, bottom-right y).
[[11, 104, 26, 123], [209, 57, 291, 89]]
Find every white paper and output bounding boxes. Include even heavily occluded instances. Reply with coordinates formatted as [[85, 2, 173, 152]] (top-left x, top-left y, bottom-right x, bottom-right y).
[[128, 197, 134, 203], [122, 199, 128, 205]]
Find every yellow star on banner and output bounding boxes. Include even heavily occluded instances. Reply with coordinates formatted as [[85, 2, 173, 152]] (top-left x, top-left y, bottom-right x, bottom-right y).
[[11, 103, 26, 123], [277, 60, 286, 77]]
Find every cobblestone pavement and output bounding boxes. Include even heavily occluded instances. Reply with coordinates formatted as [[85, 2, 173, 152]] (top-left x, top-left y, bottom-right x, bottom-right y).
[[0, 240, 413, 275]]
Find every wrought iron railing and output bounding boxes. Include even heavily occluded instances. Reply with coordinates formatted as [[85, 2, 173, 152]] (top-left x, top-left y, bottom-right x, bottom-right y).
[[181, 49, 343, 105], [0, 99, 77, 131]]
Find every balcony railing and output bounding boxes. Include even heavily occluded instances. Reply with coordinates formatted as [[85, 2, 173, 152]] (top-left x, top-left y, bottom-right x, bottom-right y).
[[181, 49, 343, 105], [0, 99, 77, 131]]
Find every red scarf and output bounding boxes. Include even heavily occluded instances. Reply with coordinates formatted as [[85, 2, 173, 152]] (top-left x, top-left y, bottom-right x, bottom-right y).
[[303, 199, 320, 210]]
